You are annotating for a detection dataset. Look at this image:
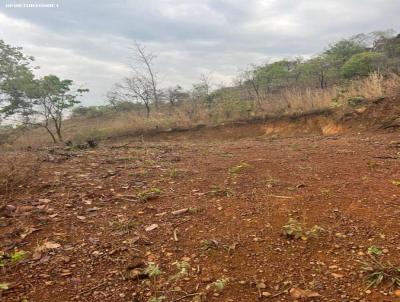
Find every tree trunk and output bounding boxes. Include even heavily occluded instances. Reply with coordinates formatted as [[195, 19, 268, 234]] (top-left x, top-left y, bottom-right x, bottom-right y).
[[44, 126, 57, 143], [145, 103, 150, 118], [56, 127, 63, 142]]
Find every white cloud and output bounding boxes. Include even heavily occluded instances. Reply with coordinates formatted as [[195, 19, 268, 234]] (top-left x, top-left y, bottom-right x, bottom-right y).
[[0, 12, 130, 105], [0, 0, 399, 105]]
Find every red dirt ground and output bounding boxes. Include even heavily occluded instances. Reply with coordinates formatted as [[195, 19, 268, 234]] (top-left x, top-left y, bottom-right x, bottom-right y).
[[1, 125, 400, 301]]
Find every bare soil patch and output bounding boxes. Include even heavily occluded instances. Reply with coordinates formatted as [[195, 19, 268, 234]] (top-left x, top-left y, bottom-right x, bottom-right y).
[[1, 130, 400, 302]]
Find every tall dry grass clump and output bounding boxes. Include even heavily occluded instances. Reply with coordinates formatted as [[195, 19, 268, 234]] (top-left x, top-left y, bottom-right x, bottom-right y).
[[279, 87, 337, 113], [346, 72, 400, 100], [0, 153, 41, 196]]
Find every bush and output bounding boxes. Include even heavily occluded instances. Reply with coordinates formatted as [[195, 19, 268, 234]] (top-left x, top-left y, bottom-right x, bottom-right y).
[[72, 106, 110, 118], [341, 52, 385, 79]]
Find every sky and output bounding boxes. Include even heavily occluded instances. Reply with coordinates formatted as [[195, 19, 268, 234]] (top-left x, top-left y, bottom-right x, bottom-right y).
[[0, 0, 399, 105]]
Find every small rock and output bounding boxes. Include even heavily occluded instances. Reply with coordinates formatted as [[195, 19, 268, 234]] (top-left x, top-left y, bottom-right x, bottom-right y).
[[38, 198, 51, 204], [155, 212, 167, 217], [290, 287, 320, 299], [42, 241, 61, 250], [171, 208, 189, 215], [256, 282, 267, 289], [262, 292, 272, 297], [145, 224, 159, 231]]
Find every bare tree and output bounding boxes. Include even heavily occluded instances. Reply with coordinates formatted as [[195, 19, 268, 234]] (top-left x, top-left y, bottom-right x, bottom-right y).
[[108, 41, 160, 117], [111, 77, 152, 117], [166, 85, 187, 106], [131, 41, 159, 110], [191, 73, 212, 100]]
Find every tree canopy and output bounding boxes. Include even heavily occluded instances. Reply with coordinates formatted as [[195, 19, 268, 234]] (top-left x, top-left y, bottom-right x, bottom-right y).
[[0, 40, 87, 142]]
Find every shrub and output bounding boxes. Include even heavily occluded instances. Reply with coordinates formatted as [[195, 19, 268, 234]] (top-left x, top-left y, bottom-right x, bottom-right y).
[[360, 255, 400, 289], [282, 218, 324, 240]]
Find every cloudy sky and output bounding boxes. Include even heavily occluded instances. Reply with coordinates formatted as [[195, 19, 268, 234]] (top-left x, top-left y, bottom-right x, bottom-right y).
[[0, 0, 399, 105]]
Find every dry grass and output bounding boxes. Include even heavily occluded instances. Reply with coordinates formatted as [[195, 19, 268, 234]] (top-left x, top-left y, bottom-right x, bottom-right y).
[[0, 152, 41, 197], [6, 73, 400, 149], [346, 72, 400, 100], [279, 87, 337, 113]]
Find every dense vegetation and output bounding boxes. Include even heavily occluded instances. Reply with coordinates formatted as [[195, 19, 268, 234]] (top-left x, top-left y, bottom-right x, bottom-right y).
[[80, 30, 400, 119], [1, 30, 400, 145]]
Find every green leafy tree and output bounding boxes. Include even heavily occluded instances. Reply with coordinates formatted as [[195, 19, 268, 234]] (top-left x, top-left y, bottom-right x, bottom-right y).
[[2, 75, 88, 142], [324, 39, 367, 67], [256, 59, 300, 92], [296, 55, 332, 89], [0, 40, 34, 89], [0, 39, 35, 122], [341, 52, 385, 78]]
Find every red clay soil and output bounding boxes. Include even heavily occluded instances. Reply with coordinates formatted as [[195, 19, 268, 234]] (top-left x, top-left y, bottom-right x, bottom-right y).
[[1, 128, 400, 302]]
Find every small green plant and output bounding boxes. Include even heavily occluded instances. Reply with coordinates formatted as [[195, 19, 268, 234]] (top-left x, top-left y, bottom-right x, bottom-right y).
[[228, 163, 251, 175], [307, 225, 325, 239], [201, 239, 219, 251], [0, 250, 27, 266], [137, 188, 162, 201], [171, 261, 190, 281], [10, 250, 27, 263], [360, 255, 400, 289], [168, 168, 182, 178], [209, 186, 231, 197], [145, 262, 162, 278], [282, 218, 324, 240], [110, 219, 138, 234], [367, 246, 383, 256], [0, 282, 9, 290], [282, 218, 304, 239], [213, 278, 229, 291], [145, 262, 163, 302], [188, 207, 202, 214]]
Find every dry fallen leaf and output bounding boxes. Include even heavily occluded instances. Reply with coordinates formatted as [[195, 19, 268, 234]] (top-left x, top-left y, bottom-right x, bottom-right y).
[[43, 241, 61, 249], [36, 240, 61, 253]]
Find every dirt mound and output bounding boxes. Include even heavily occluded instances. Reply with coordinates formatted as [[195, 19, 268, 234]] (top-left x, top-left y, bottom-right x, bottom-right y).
[[136, 95, 400, 142]]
